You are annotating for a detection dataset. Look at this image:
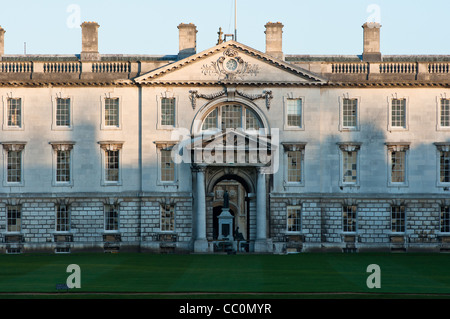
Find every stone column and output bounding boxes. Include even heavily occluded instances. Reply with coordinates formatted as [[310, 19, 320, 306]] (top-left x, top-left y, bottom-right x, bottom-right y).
[[255, 167, 268, 252], [194, 165, 208, 252]]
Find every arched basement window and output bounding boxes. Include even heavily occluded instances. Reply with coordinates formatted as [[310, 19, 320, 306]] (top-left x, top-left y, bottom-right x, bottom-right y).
[[202, 104, 263, 131]]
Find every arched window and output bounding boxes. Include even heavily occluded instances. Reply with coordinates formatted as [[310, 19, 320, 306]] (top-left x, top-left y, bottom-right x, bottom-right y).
[[202, 104, 263, 131]]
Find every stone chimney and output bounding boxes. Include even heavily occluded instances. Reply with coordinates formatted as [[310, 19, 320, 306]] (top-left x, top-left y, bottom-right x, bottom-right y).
[[0, 26, 5, 57], [265, 22, 284, 60], [81, 21, 100, 61], [178, 23, 197, 60], [362, 22, 382, 62]]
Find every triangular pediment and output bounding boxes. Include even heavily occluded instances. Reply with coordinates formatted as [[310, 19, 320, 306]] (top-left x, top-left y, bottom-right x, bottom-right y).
[[134, 41, 326, 85]]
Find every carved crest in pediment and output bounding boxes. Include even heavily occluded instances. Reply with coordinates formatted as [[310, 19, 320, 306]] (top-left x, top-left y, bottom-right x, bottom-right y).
[[201, 48, 260, 81]]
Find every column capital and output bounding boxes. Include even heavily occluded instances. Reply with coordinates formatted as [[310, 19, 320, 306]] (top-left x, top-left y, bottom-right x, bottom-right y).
[[192, 164, 207, 173]]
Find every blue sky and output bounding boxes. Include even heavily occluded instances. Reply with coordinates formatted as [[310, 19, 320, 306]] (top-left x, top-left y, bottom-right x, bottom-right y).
[[0, 0, 449, 56]]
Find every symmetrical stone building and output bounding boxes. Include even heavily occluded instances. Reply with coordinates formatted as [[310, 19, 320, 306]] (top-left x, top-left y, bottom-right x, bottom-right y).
[[1, 21, 450, 254]]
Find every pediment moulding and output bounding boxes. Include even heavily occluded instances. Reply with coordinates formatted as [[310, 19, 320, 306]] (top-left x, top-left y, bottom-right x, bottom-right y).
[[98, 141, 124, 151], [337, 142, 362, 152], [49, 142, 75, 151], [1, 142, 27, 151], [385, 142, 410, 152]]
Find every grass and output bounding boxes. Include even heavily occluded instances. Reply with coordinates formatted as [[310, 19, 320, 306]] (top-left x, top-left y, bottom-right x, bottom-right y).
[[0, 252, 449, 298]]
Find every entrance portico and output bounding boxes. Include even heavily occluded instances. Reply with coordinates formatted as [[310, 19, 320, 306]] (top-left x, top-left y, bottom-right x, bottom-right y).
[[192, 163, 269, 253]]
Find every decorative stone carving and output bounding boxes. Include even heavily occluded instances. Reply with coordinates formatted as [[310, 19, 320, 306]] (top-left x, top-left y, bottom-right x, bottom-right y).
[[50, 142, 75, 151], [338, 142, 362, 152], [386, 142, 410, 152], [236, 90, 273, 110], [2, 142, 26, 152], [201, 48, 259, 81], [98, 141, 124, 151], [189, 89, 227, 109]]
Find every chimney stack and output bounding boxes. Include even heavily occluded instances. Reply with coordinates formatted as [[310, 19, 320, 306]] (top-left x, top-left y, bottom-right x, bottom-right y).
[[81, 21, 100, 61], [362, 22, 382, 62], [178, 23, 197, 60], [265, 22, 284, 60], [0, 26, 5, 57]]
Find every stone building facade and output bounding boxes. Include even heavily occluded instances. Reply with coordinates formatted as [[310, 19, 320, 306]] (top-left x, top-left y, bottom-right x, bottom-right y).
[[1, 21, 450, 254]]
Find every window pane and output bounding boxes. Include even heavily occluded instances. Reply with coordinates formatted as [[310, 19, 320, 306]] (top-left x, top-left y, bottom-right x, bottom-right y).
[[105, 150, 119, 182], [391, 99, 406, 127], [7, 206, 21, 232], [222, 105, 241, 129], [391, 206, 405, 232], [343, 205, 357, 232], [287, 207, 301, 232], [287, 99, 302, 127], [441, 206, 450, 233], [7, 98, 21, 127], [105, 98, 119, 126], [161, 98, 175, 126], [245, 108, 261, 130], [343, 98, 357, 127], [441, 99, 450, 127], [56, 150, 71, 182], [56, 98, 70, 126], [202, 109, 218, 130], [287, 151, 302, 183], [56, 205, 70, 232], [161, 205, 175, 231], [161, 150, 175, 182], [7, 151, 22, 183], [343, 151, 357, 183], [440, 151, 450, 183], [391, 151, 406, 183], [105, 205, 119, 231]]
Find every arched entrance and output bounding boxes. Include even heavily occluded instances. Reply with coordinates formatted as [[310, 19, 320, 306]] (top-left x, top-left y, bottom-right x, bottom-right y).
[[203, 167, 257, 253], [212, 180, 247, 241]]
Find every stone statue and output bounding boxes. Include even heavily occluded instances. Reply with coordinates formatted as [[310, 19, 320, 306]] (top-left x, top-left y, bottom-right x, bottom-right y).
[[223, 190, 229, 209]]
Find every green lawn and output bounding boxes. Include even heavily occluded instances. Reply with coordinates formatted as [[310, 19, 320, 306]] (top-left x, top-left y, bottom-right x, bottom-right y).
[[0, 252, 449, 298]]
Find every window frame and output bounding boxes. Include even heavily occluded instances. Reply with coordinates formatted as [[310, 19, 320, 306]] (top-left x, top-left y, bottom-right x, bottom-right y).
[[388, 96, 409, 131], [282, 143, 306, 188], [440, 205, 450, 234], [3, 96, 25, 131], [339, 96, 360, 131], [50, 142, 75, 187], [437, 97, 450, 131], [160, 204, 175, 232], [157, 95, 179, 130], [100, 95, 122, 130], [386, 143, 410, 187], [98, 142, 124, 186], [6, 205, 22, 233], [435, 143, 450, 188], [55, 204, 71, 233], [286, 205, 302, 234], [338, 143, 362, 187], [283, 96, 304, 131], [52, 95, 74, 131], [391, 205, 406, 233], [2, 143, 26, 187], [342, 205, 358, 233], [155, 142, 178, 186], [104, 204, 120, 232], [201, 103, 263, 133]]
